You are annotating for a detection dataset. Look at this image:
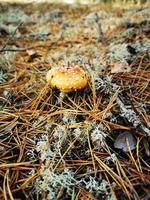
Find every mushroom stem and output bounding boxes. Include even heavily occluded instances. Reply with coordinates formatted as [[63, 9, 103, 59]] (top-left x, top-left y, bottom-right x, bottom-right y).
[[58, 91, 66, 107]]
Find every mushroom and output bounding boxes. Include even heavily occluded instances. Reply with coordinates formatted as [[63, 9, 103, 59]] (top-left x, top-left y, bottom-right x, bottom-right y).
[[46, 66, 88, 104]]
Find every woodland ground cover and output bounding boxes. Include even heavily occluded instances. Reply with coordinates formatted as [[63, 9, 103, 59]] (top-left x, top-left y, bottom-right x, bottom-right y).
[[0, 1, 150, 199]]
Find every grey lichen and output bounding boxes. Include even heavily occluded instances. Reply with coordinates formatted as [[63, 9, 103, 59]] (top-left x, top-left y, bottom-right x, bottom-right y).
[[116, 97, 150, 137], [35, 169, 79, 200], [46, 48, 106, 75], [32, 116, 46, 128], [35, 134, 61, 169], [35, 135, 50, 162], [132, 40, 150, 54], [94, 74, 150, 137], [53, 125, 66, 145], [83, 176, 101, 194], [81, 176, 116, 198], [0, 7, 29, 24], [35, 168, 116, 200], [91, 123, 107, 150], [0, 68, 8, 84], [84, 11, 110, 25], [104, 153, 117, 164], [120, 27, 135, 39], [0, 89, 11, 111], [95, 76, 120, 94], [108, 43, 134, 61], [0, 50, 16, 68], [108, 39, 150, 62], [47, 9, 62, 21], [62, 112, 76, 125], [72, 127, 82, 138]]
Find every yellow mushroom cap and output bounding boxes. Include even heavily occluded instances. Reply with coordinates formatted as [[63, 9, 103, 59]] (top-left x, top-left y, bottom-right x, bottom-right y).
[[46, 66, 88, 93]]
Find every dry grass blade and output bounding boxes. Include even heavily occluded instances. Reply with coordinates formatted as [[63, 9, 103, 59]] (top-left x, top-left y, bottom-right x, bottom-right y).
[[94, 154, 131, 199], [6, 171, 14, 200], [0, 162, 37, 169]]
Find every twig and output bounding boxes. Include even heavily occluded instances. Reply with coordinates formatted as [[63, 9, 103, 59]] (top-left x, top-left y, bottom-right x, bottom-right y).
[[95, 13, 103, 42], [0, 45, 51, 52], [0, 22, 23, 52]]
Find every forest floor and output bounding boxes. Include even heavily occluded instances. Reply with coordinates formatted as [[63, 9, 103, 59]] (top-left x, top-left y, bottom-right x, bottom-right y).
[[0, 2, 150, 200]]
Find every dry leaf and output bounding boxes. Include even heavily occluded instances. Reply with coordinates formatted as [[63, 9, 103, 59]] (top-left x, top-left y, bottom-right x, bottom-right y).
[[26, 49, 39, 62], [111, 61, 131, 73]]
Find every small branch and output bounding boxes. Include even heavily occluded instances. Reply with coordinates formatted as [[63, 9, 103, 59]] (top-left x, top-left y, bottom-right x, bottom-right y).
[[95, 13, 103, 42], [0, 22, 23, 52], [0, 45, 50, 52]]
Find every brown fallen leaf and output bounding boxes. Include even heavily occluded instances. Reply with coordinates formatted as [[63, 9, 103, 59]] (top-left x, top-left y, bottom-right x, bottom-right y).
[[111, 60, 131, 73], [26, 49, 39, 62]]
